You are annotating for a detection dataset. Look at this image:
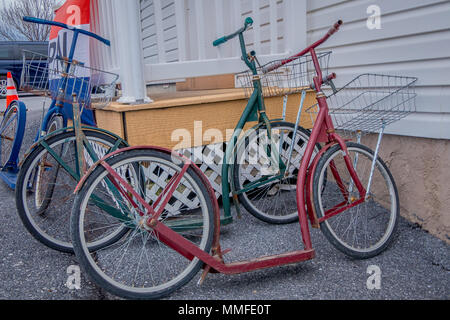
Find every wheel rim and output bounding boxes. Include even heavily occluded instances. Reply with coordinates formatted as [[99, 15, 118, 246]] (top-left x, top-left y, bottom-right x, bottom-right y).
[[76, 154, 211, 296], [236, 125, 317, 221], [317, 146, 397, 253], [34, 116, 64, 207], [21, 134, 122, 249], [0, 106, 18, 168]]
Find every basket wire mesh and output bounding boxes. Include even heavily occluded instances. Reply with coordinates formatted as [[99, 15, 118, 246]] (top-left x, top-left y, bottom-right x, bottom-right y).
[[20, 50, 118, 110], [235, 51, 331, 98], [306, 73, 418, 134]]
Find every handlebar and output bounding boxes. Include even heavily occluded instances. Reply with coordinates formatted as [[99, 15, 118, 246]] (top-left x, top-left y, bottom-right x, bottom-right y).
[[262, 20, 343, 74], [213, 17, 253, 47], [327, 20, 343, 36], [23, 16, 110, 46]]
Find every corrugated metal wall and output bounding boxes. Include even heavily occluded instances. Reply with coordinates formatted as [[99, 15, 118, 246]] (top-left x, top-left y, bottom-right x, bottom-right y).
[[307, 0, 450, 139]]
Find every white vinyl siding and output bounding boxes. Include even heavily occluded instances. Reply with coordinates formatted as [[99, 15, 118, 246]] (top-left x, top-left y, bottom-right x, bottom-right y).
[[139, 0, 290, 81], [307, 0, 450, 139], [141, 0, 179, 64]]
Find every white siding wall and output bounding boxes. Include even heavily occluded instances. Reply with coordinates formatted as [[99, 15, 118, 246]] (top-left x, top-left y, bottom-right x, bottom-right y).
[[307, 0, 450, 139], [92, 0, 449, 139], [140, 0, 293, 82]]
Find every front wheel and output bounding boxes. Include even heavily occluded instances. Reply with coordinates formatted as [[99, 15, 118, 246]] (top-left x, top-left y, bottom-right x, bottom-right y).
[[0, 101, 26, 171], [34, 114, 64, 212], [15, 129, 129, 253], [312, 142, 399, 259], [71, 149, 215, 299]]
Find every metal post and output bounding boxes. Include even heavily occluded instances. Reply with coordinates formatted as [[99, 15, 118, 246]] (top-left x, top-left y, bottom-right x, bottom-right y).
[[366, 122, 386, 199], [284, 90, 306, 175], [348, 130, 362, 195], [278, 95, 288, 158], [112, 0, 152, 104]]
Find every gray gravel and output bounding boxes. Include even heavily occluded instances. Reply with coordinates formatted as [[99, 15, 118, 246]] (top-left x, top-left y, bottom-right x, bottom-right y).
[[0, 96, 448, 300]]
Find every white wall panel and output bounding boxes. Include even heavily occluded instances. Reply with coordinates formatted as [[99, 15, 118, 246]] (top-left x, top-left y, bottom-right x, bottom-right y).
[[307, 0, 450, 139]]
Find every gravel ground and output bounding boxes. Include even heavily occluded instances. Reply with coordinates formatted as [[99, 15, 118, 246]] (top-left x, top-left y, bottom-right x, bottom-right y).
[[0, 96, 448, 301]]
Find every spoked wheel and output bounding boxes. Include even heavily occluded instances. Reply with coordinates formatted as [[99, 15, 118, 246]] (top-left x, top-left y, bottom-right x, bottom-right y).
[[71, 149, 215, 300], [34, 114, 64, 211], [233, 122, 320, 224], [0, 101, 25, 171], [312, 142, 399, 259], [15, 130, 129, 253]]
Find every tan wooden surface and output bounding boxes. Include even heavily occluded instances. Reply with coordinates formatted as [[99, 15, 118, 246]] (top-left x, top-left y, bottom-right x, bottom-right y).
[[95, 109, 125, 139], [95, 90, 317, 149], [176, 74, 236, 91]]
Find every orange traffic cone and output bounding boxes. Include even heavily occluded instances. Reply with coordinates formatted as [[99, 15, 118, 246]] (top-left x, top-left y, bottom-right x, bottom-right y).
[[5, 72, 19, 111]]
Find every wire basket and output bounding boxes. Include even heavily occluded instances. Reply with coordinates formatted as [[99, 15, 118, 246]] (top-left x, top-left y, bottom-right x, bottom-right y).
[[235, 51, 331, 98], [306, 73, 418, 134], [20, 50, 119, 109]]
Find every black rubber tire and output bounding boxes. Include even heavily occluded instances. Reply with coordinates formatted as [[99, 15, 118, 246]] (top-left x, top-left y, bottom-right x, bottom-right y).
[[0, 102, 20, 169], [33, 114, 65, 214], [71, 149, 215, 300], [233, 121, 319, 224], [15, 129, 128, 253], [312, 142, 399, 259]]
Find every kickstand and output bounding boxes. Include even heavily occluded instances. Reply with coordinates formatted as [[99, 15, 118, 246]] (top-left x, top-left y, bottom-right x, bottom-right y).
[[197, 247, 231, 286]]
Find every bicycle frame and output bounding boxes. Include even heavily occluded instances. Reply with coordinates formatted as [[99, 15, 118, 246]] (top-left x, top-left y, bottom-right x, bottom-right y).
[[218, 19, 289, 222], [75, 20, 369, 277], [20, 17, 121, 179]]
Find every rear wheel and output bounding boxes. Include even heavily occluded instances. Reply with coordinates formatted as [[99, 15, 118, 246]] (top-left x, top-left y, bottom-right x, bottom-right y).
[[233, 122, 320, 224], [0, 101, 25, 171], [71, 149, 215, 299]]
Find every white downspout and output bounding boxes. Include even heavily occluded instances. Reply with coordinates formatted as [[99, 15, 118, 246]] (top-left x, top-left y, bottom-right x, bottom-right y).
[[112, 0, 152, 104]]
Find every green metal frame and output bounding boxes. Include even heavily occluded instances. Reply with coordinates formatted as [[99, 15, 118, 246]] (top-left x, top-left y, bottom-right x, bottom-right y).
[[220, 30, 288, 221]]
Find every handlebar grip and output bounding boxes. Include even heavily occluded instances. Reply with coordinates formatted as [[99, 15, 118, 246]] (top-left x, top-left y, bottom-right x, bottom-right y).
[[213, 36, 228, 47], [328, 20, 343, 36], [213, 17, 254, 47], [326, 73, 337, 81], [244, 17, 254, 28]]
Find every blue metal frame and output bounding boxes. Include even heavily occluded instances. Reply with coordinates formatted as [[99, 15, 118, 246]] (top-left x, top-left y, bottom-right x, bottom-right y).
[[0, 16, 112, 189]]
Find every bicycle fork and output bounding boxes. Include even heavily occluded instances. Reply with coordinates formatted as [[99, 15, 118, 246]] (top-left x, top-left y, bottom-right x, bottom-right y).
[[347, 121, 386, 201]]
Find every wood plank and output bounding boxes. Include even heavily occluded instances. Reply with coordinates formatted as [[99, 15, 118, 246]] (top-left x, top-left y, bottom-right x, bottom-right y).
[[176, 74, 236, 91]]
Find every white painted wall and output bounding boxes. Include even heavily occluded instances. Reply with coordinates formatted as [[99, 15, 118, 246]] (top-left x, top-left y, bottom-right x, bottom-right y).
[[140, 0, 304, 82], [307, 0, 450, 139], [91, 0, 450, 139]]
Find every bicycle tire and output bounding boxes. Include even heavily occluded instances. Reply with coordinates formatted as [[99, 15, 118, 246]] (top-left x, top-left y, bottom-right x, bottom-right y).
[[71, 149, 215, 299], [312, 142, 399, 259], [15, 129, 129, 253], [0, 101, 26, 171], [233, 121, 320, 224], [34, 114, 65, 212]]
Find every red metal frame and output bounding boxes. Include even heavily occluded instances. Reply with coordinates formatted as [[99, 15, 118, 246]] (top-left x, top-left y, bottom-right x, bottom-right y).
[[75, 20, 370, 276]]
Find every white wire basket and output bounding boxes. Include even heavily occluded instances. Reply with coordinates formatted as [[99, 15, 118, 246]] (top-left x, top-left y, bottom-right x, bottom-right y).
[[306, 73, 418, 134], [235, 51, 332, 98], [20, 50, 119, 109]]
